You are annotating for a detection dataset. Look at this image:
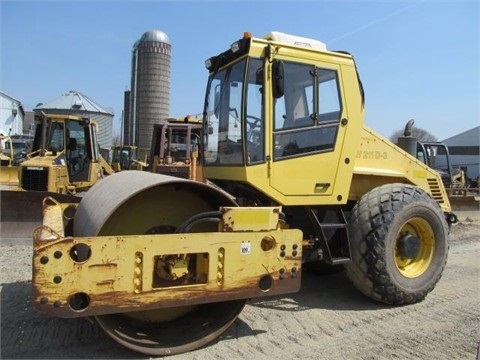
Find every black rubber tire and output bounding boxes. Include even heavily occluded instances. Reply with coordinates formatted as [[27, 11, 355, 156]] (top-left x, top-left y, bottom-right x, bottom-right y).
[[345, 183, 449, 305]]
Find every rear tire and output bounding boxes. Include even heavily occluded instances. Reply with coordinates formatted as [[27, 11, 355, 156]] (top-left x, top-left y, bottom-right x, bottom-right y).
[[345, 183, 449, 305]]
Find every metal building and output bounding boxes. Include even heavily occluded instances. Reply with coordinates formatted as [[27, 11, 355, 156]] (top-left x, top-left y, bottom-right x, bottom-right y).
[[127, 29, 171, 148], [442, 126, 480, 184], [0, 90, 25, 136], [34, 90, 114, 149]]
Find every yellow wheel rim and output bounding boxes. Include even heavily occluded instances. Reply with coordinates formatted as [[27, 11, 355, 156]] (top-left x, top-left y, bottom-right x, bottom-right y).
[[394, 217, 435, 278]]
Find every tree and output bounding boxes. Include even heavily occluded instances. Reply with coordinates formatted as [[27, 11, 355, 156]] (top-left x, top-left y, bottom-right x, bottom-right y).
[[389, 119, 438, 143], [112, 134, 122, 146]]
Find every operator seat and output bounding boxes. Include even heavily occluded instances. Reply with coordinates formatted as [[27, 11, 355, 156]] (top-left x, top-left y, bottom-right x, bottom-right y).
[[67, 138, 79, 172]]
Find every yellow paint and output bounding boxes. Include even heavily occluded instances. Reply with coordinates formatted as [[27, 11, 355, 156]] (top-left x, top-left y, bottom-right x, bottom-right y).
[[32, 202, 302, 318]]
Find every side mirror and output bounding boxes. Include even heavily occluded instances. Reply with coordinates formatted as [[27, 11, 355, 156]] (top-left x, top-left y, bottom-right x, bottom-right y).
[[272, 60, 284, 99]]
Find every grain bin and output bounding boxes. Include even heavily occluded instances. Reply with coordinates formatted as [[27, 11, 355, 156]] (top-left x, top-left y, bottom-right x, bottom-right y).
[[34, 90, 114, 149]]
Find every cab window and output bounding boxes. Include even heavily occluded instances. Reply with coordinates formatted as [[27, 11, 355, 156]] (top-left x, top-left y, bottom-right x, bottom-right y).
[[273, 61, 342, 159]]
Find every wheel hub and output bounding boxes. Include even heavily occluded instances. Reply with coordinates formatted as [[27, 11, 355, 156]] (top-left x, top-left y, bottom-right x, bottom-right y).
[[397, 233, 420, 259], [394, 217, 436, 279]]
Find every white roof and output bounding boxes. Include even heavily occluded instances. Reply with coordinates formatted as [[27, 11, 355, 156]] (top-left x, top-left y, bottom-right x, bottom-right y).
[[35, 90, 113, 115], [263, 31, 327, 50], [0, 90, 21, 104]]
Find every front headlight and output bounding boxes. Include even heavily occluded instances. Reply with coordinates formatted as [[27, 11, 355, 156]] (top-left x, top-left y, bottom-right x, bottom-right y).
[[230, 41, 241, 53]]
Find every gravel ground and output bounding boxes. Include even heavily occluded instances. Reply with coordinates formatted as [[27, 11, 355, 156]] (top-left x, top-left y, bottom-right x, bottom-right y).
[[1, 211, 479, 359]]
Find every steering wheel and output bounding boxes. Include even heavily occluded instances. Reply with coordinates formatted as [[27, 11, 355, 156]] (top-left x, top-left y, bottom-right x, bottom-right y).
[[245, 115, 262, 145], [246, 115, 261, 129], [246, 115, 262, 140]]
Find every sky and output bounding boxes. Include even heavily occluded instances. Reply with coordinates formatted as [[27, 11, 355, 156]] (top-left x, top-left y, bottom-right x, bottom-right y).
[[0, 0, 478, 141]]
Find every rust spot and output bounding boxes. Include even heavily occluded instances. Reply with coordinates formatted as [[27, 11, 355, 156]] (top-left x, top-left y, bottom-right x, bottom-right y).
[[96, 279, 115, 286], [33, 272, 301, 318], [223, 225, 234, 232], [284, 256, 302, 261], [221, 208, 233, 215], [88, 263, 118, 269]]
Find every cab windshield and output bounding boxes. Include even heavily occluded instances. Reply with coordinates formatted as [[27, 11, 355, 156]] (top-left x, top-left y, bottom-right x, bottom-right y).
[[203, 57, 264, 165]]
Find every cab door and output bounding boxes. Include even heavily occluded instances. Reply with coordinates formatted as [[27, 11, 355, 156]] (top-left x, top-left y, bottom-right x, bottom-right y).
[[66, 120, 91, 182], [269, 60, 345, 197]]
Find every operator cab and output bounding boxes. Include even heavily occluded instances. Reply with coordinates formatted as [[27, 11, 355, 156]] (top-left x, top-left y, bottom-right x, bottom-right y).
[[22, 114, 97, 191], [202, 32, 364, 205]]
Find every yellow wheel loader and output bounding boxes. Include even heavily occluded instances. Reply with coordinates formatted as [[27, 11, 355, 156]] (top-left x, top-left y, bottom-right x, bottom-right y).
[[397, 119, 478, 210], [1, 134, 32, 188], [1, 113, 114, 238], [109, 145, 149, 171], [0, 135, 21, 189], [31, 31, 457, 356]]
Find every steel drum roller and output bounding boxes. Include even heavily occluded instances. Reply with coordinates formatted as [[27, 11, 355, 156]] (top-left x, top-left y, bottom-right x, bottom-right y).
[[74, 171, 246, 356]]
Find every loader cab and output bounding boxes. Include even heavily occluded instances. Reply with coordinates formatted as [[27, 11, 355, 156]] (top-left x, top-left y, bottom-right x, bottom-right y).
[[202, 32, 364, 206], [2, 137, 31, 165], [31, 116, 93, 181], [149, 121, 204, 180], [111, 146, 136, 171], [21, 114, 97, 191], [416, 142, 461, 188]]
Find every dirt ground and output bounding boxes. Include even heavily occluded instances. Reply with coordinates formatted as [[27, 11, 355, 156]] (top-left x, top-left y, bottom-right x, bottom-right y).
[[1, 211, 479, 360]]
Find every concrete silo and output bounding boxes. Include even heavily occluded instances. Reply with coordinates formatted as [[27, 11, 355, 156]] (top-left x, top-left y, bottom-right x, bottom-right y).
[[129, 29, 171, 148]]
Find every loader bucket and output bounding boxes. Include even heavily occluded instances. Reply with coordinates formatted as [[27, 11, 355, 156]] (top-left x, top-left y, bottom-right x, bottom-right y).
[[0, 190, 81, 238], [449, 194, 480, 211], [448, 188, 480, 211]]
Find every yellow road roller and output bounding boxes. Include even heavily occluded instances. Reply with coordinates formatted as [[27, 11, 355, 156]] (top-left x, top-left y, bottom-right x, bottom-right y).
[[32, 31, 457, 356]]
